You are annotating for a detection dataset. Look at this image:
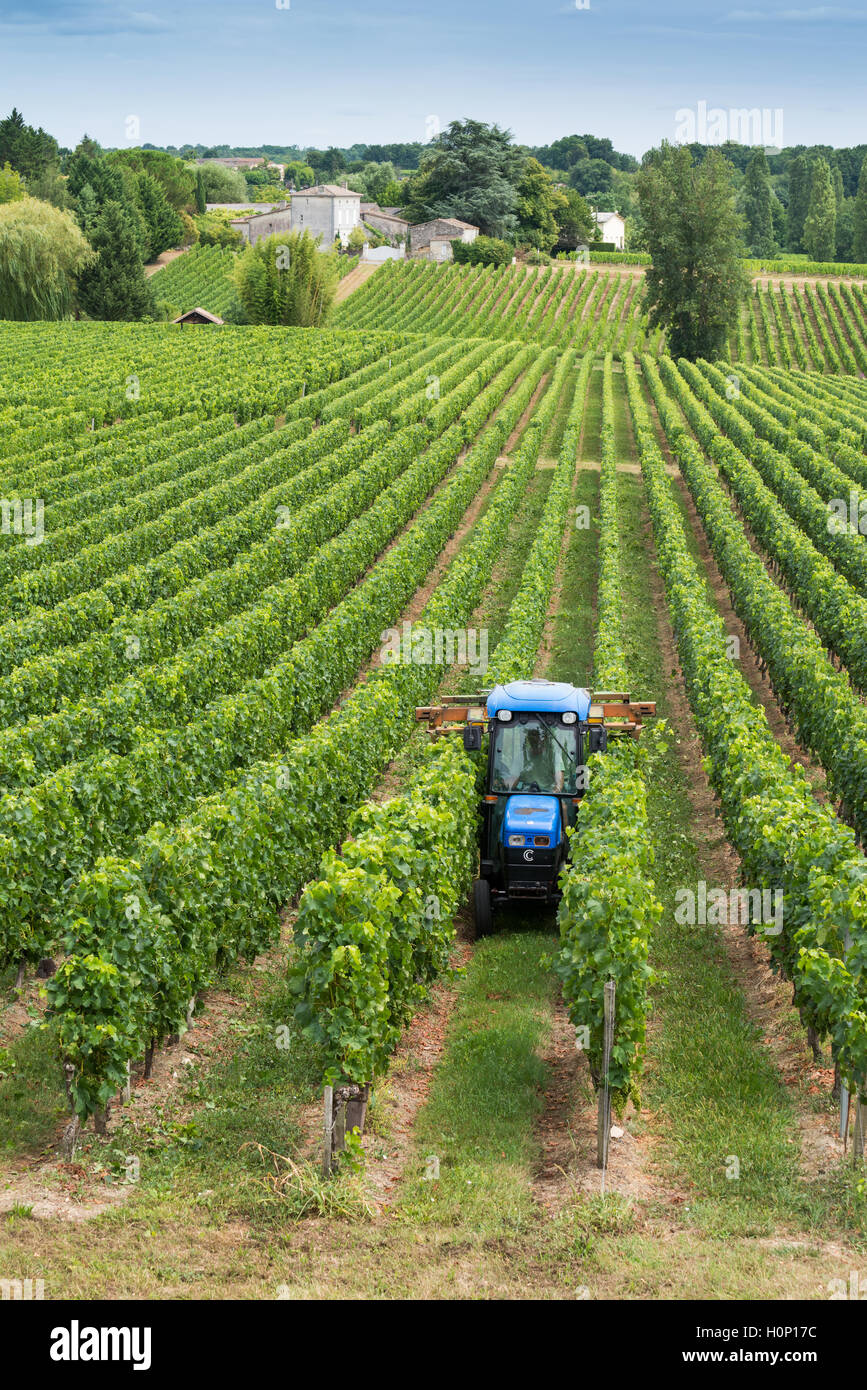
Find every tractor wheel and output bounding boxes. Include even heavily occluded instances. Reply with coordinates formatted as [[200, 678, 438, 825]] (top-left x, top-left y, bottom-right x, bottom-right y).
[[473, 878, 493, 938]]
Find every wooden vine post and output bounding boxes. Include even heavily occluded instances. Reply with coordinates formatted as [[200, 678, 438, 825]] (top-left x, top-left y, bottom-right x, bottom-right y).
[[322, 1086, 334, 1177], [838, 928, 866, 1165], [840, 1085, 851, 1148], [322, 1083, 370, 1176], [597, 980, 616, 1175], [854, 1091, 866, 1164]]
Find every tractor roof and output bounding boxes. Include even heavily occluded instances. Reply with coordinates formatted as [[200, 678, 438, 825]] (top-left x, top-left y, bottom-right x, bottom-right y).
[[486, 680, 592, 718]]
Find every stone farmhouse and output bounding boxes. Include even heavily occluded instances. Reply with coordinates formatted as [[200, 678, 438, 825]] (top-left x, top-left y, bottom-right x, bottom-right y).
[[230, 203, 292, 246], [289, 185, 362, 248], [409, 217, 479, 262], [360, 203, 410, 242], [223, 182, 480, 260]]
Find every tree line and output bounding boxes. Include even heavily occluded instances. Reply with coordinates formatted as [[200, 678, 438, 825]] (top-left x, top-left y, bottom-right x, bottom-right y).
[[2, 102, 866, 340], [0, 110, 203, 319], [144, 130, 867, 264], [0, 110, 345, 327], [741, 147, 867, 262]]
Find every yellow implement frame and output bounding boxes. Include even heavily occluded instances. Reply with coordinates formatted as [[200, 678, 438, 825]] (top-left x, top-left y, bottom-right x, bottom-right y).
[[415, 691, 656, 740]]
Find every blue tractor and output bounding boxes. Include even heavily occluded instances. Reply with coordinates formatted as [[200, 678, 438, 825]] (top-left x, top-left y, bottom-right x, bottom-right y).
[[416, 678, 655, 936]]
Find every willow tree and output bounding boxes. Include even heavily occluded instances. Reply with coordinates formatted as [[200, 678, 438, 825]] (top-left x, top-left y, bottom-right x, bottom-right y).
[[0, 196, 93, 319], [638, 143, 748, 360], [231, 230, 338, 326]]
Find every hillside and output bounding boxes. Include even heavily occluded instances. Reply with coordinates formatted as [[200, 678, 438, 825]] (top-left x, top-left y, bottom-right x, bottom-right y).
[[338, 259, 867, 373], [0, 306, 867, 1310], [148, 244, 243, 320]]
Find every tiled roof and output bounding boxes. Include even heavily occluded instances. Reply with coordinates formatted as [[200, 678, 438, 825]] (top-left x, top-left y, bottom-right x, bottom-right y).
[[173, 308, 225, 324], [294, 184, 361, 198]]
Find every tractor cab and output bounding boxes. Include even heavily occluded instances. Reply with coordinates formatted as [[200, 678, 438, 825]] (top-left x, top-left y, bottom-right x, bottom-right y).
[[415, 678, 655, 935], [481, 682, 591, 921]]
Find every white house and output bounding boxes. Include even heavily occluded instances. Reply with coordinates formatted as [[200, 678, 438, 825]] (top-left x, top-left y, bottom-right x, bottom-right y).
[[290, 185, 362, 248], [592, 210, 626, 251]]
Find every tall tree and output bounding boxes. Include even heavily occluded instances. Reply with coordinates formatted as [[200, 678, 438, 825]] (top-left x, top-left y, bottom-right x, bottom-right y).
[[231, 231, 337, 326], [854, 156, 867, 262], [553, 187, 594, 252], [770, 192, 787, 249], [0, 108, 59, 181], [68, 145, 172, 262], [107, 148, 195, 211], [67, 143, 124, 204], [743, 148, 775, 256], [537, 135, 588, 169], [803, 158, 836, 260], [76, 201, 154, 320], [26, 164, 72, 210], [835, 198, 855, 262], [515, 157, 561, 250], [786, 154, 810, 252], [363, 162, 399, 205], [285, 160, 315, 190], [319, 148, 346, 179], [195, 169, 206, 215], [833, 165, 844, 209], [638, 142, 748, 360], [568, 157, 614, 196], [0, 162, 25, 204], [195, 163, 248, 203], [0, 197, 93, 319], [75, 182, 100, 238], [135, 171, 185, 260], [401, 120, 523, 239]]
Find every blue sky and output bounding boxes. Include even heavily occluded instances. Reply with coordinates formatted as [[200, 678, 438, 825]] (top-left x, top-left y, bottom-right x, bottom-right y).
[[1, 0, 864, 154]]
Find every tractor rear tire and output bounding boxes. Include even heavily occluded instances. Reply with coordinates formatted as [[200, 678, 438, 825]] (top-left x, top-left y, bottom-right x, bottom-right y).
[[473, 878, 493, 938]]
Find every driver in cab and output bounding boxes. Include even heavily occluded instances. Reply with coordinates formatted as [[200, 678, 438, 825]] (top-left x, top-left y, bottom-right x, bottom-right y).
[[496, 723, 565, 793]]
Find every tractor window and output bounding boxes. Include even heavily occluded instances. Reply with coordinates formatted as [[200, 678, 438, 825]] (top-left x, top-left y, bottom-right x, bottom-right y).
[[491, 719, 580, 794]]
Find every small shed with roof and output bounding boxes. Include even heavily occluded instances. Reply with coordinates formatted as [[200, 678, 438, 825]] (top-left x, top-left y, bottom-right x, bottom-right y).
[[173, 307, 225, 326]]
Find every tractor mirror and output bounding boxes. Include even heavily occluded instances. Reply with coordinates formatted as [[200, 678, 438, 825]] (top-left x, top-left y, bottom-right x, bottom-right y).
[[463, 725, 482, 752], [588, 726, 608, 755]]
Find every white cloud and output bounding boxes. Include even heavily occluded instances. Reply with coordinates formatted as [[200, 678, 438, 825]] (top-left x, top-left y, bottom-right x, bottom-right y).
[[722, 6, 867, 19], [0, 3, 174, 37]]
